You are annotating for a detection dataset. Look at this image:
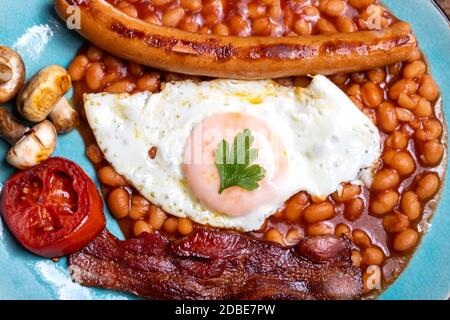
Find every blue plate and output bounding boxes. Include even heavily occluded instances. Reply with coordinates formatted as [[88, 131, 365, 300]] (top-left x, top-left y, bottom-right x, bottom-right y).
[[0, 0, 449, 300]]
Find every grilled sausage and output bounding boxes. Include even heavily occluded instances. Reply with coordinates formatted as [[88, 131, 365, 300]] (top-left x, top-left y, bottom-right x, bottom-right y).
[[54, 0, 417, 80]]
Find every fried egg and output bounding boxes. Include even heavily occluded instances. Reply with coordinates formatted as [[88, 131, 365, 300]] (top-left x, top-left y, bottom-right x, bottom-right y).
[[84, 75, 381, 231]]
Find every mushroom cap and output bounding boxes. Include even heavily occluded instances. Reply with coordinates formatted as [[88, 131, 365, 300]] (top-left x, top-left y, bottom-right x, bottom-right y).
[[17, 65, 72, 122], [7, 120, 57, 169], [0, 46, 26, 104]]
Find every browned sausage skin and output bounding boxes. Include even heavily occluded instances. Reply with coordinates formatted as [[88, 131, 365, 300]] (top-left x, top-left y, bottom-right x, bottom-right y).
[[54, 0, 417, 79]]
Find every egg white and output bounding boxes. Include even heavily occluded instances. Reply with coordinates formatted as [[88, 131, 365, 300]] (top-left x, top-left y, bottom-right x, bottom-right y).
[[84, 75, 381, 231]]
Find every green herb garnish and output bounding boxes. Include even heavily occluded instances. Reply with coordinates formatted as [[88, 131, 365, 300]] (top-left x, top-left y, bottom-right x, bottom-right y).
[[215, 129, 266, 194]]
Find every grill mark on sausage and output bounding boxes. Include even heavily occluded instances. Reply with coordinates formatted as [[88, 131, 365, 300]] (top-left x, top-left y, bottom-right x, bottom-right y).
[[111, 23, 236, 62]]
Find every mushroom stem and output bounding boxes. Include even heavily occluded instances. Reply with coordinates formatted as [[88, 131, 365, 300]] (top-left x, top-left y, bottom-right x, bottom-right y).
[[0, 107, 28, 145], [48, 96, 80, 133]]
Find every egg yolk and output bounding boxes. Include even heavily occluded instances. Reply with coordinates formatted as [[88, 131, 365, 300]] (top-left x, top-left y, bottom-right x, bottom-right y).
[[183, 112, 289, 217]]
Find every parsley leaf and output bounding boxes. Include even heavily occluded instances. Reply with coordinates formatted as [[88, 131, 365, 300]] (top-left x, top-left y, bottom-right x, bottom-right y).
[[215, 129, 266, 194]]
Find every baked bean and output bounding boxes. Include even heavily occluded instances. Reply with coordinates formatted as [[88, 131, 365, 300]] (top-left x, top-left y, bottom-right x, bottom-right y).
[[101, 71, 121, 87], [389, 79, 417, 100], [382, 150, 415, 176], [382, 213, 409, 233], [294, 20, 311, 35], [363, 265, 381, 292], [86, 143, 103, 164], [336, 17, 356, 33], [129, 195, 150, 220], [293, 76, 311, 88], [144, 14, 161, 25], [335, 223, 351, 238], [367, 68, 386, 84], [148, 205, 167, 230], [306, 222, 334, 236], [117, 1, 138, 18], [362, 246, 385, 266], [107, 188, 130, 219], [413, 98, 433, 117], [346, 84, 361, 97], [388, 62, 403, 76], [351, 72, 367, 84], [162, 7, 185, 27], [310, 195, 329, 204], [397, 93, 417, 110], [229, 15, 251, 36], [269, 5, 282, 19], [401, 191, 421, 221], [202, 4, 222, 26], [163, 216, 178, 233], [418, 75, 439, 101], [361, 82, 383, 108], [265, 228, 284, 245], [351, 250, 362, 268], [385, 131, 408, 150], [372, 168, 400, 191], [68, 54, 89, 81], [285, 192, 309, 221], [352, 229, 372, 248], [285, 229, 302, 245], [344, 197, 364, 221], [377, 102, 398, 132], [181, 20, 200, 33], [332, 184, 361, 202], [329, 73, 348, 86], [415, 119, 442, 142], [133, 220, 152, 237], [128, 61, 144, 77], [252, 17, 271, 35], [98, 166, 128, 187], [137, 73, 161, 92], [416, 173, 440, 200], [213, 23, 229, 35], [178, 218, 194, 235], [393, 228, 418, 252], [407, 48, 421, 62], [324, 0, 346, 16], [304, 5, 320, 17], [248, 3, 266, 19], [421, 139, 444, 165], [105, 80, 136, 93], [303, 201, 335, 223], [403, 61, 426, 79], [316, 18, 338, 34], [87, 46, 103, 62], [395, 108, 414, 122], [180, 0, 202, 11], [349, 0, 375, 9], [371, 190, 399, 216], [85, 62, 105, 91]]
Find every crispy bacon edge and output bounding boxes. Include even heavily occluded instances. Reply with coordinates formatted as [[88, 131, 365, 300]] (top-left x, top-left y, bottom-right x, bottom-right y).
[[68, 229, 363, 300]]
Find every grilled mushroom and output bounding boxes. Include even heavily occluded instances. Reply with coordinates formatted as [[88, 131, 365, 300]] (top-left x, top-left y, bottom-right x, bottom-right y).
[[0, 107, 57, 169], [17, 65, 79, 133], [0, 46, 25, 104]]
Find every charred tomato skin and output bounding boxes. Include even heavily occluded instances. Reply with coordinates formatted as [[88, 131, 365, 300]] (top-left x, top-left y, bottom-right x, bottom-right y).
[[0, 157, 106, 258]]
